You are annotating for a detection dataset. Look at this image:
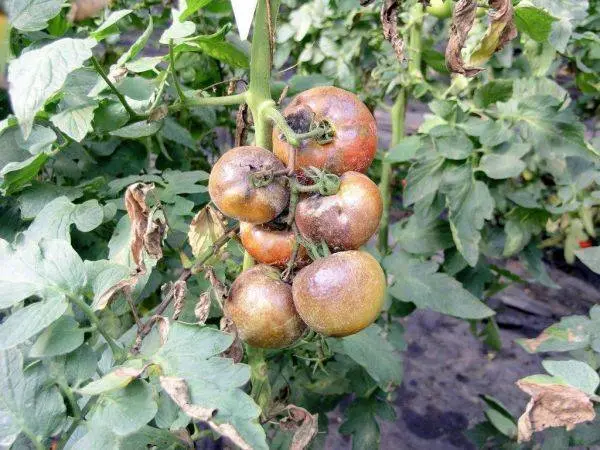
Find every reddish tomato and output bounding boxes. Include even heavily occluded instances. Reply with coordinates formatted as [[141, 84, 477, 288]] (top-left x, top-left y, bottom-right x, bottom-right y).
[[273, 86, 377, 175], [208, 146, 289, 224], [295, 171, 383, 251], [225, 265, 306, 348], [292, 251, 385, 337], [579, 240, 593, 248], [239, 222, 309, 267], [401, 178, 407, 188]]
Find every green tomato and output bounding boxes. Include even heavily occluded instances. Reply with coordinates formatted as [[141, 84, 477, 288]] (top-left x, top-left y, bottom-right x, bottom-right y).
[[426, 0, 452, 19]]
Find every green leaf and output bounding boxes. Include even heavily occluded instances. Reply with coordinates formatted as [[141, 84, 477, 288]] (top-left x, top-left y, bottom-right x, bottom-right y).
[[339, 397, 394, 450], [478, 154, 526, 179], [385, 136, 422, 163], [88, 380, 158, 436], [0, 238, 85, 309], [518, 314, 594, 353], [117, 18, 154, 66], [160, 0, 196, 44], [431, 126, 473, 160], [514, 3, 557, 42], [474, 80, 513, 107], [50, 102, 97, 142], [576, 246, 600, 275], [385, 252, 494, 319], [8, 38, 96, 138], [17, 183, 83, 219], [403, 157, 445, 206], [521, 242, 560, 288], [391, 212, 454, 255], [72, 424, 184, 450], [29, 316, 85, 358], [0, 348, 66, 446], [54, 344, 98, 386], [441, 165, 494, 266], [1, 153, 49, 196], [6, 0, 63, 31], [485, 408, 517, 438], [110, 120, 163, 139], [190, 40, 250, 68], [160, 117, 195, 149], [23, 196, 104, 243], [180, 0, 215, 21], [78, 360, 146, 396], [327, 325, 402, 390], [91, 10, 133, 41], [151, 323, 268, 450], [542, 360, 600, 395], [159, 170, 209, 202]]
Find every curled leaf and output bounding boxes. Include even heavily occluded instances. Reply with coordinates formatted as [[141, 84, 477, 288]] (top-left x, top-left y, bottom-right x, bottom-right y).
[[279, 405, 319, 450], [381, 0, 405, 63], [468, 0, 517, 67], [125, 183, 167, 272], [68, 0, 111, 22], [160, 376, 252, 450], [445, 0, 481, 76], [220, 317, 243, 363], [171, 280, 187, 321], [94, 276, 138, 311], [516, 377, 596, 442], [156, 316, 170, 346], [195, 292, 211, 325], [187, 205, 227, 259]]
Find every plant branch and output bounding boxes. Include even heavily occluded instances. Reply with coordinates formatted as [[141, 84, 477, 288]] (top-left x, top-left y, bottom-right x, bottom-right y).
[[56, 398, 98, 450], [169, 92, 247, 112], [169, 39, 186, 104], [90, 56, 141, 121], [56, 380, 82, 420], [68, 295, 125, 363]]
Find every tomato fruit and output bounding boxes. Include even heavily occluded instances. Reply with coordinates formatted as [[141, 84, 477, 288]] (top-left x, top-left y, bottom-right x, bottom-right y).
[[426, 0, 452, 19], [292, 251, 385, 337], [208, 146, 289, 224], [295, 171, 383, 251], [239, 222, 308, 267], [225, 265, 306, 348], [272, 86, 377, 175], [579, 240, 593, 249]]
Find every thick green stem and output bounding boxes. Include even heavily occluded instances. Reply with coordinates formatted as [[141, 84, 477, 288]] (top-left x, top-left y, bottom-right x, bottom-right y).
[[377, 90, 407, 255], [169, 92, 247, 112], [90, 56, 141, 121], [408, 3, 424, 79], [169, 39, 186, 104], [247, 0, 280, 150]]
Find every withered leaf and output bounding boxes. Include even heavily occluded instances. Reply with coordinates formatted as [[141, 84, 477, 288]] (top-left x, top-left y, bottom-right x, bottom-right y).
[[445, 0, 482, 76], [516, 378, 596, 442], [279, 405, 319, 450], [125, 183, 167, 272], [195, 292, 211, 325], [148, 104, 169, 122], [68, 0, 110, 22], [468, 0, 518, 68], [381, 0, 405, 63], [160, 376, 253, 450], [220, 317, 243, 363], [187, 205, 227, 259], [94, 276, 138, 311], [171, 280, 187, 321]]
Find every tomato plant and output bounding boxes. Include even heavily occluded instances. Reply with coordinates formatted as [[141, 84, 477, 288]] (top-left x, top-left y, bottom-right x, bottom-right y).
[[0, 0, 599, 449]]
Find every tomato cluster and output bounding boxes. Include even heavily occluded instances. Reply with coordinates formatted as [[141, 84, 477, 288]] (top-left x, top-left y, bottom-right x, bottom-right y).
[[209, 87, 385, 348]]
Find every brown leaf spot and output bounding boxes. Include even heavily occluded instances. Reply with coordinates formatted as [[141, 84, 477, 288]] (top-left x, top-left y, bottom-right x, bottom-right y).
[[279, 405, 319, 450], [381, 0, 405, 63], [521, 332, 551, 353], [220, 317, 244, 363], [171, 280, 187, 321], [187, 205, 227, 259], [148, 104, 169, 122], [195, 292, 211, 325], [516, 380, 596, 442]]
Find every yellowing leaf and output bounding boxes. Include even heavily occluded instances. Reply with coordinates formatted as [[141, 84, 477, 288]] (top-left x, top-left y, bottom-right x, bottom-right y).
[[187, 205, 226, 258]]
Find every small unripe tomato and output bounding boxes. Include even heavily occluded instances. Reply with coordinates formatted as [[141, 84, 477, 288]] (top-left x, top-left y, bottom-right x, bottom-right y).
[[225, 265, 306, 348], [239, 222, 309, 268], [521, 169, 534, 181], [295, 171, 383, 251], [273, 86, 377, 175], [426, 0, 452, 18], [292, 251, 385, 337], [208, 146, 289, 224]]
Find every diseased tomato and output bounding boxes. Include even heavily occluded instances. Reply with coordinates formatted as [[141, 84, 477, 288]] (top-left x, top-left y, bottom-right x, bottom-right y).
[[239, 222, 308, 268], [208, 146, 289, 224], [292, 251, 385, 337], [295, 171, 383, 251], [225, 265, 306, 348], [273, 86, 377, 175]]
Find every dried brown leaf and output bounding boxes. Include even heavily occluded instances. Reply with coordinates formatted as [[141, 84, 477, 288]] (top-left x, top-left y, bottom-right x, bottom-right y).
[[68, 0, 110, 21], [160, 376, 253, 450], [125, 183, 166, 272], [381, 0, 405, 63], [445, 0, 482, 76], [188, 205, 227, 259], [195, 292, 211, 325], [171, 280, 187, 320], [220, 317, 243, 363], [516, 379, 596, 442], [235, 103, 250, 147], [94, 277, 136, 311], [156, 316, 170, 346], [279, 405, 319, 450], [468, 0, 517, 68], [148, 104, 169, 122]]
